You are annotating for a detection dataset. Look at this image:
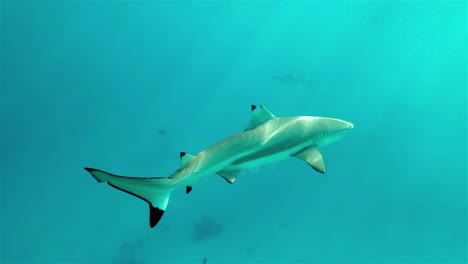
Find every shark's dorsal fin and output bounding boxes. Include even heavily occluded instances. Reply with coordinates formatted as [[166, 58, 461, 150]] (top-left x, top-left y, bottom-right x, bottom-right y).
[[245, 104, 277, 130], [217, 169, 240, 184], [180, 152, 195, 168], [293, 146, 326, 173]]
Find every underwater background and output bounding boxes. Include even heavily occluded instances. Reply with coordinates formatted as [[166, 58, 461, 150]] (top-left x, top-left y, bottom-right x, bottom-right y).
[[1, 1, 467, 263]]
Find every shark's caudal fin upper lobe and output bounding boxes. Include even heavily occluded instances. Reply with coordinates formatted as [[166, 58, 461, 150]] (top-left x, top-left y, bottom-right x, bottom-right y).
[[84, 168, 173, 228]]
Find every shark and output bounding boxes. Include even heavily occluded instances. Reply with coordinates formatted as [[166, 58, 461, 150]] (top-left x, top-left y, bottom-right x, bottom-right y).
[[85, 104, 354, 228]]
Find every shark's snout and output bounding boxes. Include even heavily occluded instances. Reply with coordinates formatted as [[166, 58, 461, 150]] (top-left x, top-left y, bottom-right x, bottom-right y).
[[344, 120, 354, 130], [329, 118, 354, 131]]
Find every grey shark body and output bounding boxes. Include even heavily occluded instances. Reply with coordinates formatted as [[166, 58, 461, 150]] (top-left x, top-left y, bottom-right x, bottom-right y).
[[85, 105, 353, 228]]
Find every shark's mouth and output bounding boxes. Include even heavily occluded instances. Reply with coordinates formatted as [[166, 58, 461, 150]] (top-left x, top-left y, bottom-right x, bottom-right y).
[[314, 128, 352, 147]]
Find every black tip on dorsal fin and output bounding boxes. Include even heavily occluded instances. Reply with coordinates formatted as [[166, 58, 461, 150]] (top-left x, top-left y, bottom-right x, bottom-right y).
[[186, 186, 192, 194], [149, 204, 165, 228], [180, 152, 186, 158], [251, 105, 257, 111]]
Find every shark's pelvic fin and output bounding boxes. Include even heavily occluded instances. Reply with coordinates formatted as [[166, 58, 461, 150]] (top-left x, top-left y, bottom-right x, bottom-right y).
[[293, 146, 326, 173], [186, 186, 192, 194], [84, 168, 173, 228], [180, 152, 195, 168], [217, 169, 240, 183], [245, 104, 277, 130]]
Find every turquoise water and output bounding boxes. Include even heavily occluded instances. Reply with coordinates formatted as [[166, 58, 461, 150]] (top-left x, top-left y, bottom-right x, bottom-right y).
[[1, 1, 466, 263]]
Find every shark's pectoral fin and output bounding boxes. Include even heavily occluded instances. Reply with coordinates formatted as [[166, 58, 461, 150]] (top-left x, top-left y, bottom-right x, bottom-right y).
[[180, 152, 195, 168], [293, 146, 326, 173], [217, 169, 240, 184], [245, 104, 277, 130], [186, 186, 192, 194]]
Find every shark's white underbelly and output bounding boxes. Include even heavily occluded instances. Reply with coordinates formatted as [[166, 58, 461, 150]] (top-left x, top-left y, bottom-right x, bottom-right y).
[[175, 124, 325, 187], [177, 142, 311, 187], [226, 142, 311, 170]]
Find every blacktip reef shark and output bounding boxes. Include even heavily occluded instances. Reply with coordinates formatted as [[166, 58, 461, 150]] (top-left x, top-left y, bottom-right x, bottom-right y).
[[85, 105, 353, 228]]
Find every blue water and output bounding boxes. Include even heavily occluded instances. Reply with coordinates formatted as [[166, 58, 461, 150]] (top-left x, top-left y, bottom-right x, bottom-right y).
[[1, 1, 466, 263]]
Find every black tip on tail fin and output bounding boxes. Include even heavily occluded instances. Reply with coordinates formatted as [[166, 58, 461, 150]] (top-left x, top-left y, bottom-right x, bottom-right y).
[[149, 205, 165, 228], [84, 167, 97, 174], [84, 167, 104, 182]]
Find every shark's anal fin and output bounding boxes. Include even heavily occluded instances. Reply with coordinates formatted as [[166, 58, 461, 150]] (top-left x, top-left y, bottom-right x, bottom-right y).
[[217, 169, 240, 184], [293, 146, 326, 173], [245, 104, 277, 130], [180, 152, 195, 168], [186, 186, 192, 194]]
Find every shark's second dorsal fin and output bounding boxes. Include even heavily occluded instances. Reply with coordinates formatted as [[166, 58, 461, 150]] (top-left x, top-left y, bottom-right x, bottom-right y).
[[293, 146, 326, 173], [245, 104, 277, 130], [180, 152, 195, 168], [217, 169, 240, 184]]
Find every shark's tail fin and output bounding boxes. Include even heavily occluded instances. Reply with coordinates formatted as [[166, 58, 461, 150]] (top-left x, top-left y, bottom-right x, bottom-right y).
[[84, 168, 174, 228]]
